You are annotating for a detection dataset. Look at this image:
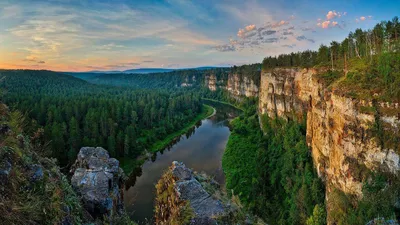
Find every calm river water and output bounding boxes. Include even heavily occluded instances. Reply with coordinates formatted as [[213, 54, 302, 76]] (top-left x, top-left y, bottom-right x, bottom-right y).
[[124, 100, 241, 224]]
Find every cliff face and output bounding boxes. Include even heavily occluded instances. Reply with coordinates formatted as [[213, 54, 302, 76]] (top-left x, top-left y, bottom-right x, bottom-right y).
[[204, 73, 259, 98], [259, 68, 400, 197], [204, 74, 218, 91], [226, 73, 259, 97]]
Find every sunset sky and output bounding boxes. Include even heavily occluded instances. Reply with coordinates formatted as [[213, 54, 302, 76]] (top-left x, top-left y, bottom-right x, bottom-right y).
[[0, 0, 399, 72]]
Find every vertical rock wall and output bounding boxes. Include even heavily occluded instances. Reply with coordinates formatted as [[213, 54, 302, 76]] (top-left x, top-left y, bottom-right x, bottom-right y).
[[258, 68, 400, 197]]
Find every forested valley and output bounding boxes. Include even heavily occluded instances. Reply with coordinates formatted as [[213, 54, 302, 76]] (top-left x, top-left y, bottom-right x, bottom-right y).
[[0, 16, 399, 225], [0, 70, 205, 169]]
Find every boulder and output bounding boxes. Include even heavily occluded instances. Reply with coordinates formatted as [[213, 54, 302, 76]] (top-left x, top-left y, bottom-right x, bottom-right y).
[[155, 161, 228, 225], [70, 147, 124, 219]]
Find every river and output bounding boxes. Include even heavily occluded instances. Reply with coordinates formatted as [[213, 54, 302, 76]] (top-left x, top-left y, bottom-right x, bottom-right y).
[[123, 100, 242, 224]]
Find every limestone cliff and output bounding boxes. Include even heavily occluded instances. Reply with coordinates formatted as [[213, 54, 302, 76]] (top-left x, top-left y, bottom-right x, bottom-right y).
[[227, 73, 259, 98], [205, 73, 259, 98], [204, 74, 218, 91], [259, 68, 400, 198]]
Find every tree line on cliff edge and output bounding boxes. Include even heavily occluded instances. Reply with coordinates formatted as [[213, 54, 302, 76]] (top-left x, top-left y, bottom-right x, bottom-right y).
[[262, 16, 400, 102], [262, 16, 400, 70]]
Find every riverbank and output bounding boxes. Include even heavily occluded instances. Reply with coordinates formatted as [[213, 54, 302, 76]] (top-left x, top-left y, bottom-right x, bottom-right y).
[[149, 104, 215, 153], [120, 104, 215, 174], [201, 98, 244, 111]]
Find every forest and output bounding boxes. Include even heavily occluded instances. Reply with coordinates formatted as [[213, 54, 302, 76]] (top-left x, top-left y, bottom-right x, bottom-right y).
[[222, 106, 325, 225], [0, 15, 399, 225], [262, 16, 400, 101], [262, 17, 400, 70], [0, 70, 204, 168], [82, 68, 230, 89]]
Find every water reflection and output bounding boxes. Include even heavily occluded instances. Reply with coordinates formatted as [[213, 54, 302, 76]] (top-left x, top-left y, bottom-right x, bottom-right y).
[[125, 166, 142, 190], [124, 100, 241, 224]]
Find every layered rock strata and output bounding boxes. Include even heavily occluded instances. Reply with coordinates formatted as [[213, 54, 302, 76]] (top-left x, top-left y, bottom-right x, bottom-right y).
[[259, 68, 400, 197], [205, 73, 259, 98]]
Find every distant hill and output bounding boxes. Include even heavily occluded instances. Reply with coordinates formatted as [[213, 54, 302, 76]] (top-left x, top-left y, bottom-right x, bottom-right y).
[[117, 67, 223, 74], [86, 67, 231, 89], [0, 69, 89, 90], [123, 68, 174, 74], [65, 67, 227, 80]]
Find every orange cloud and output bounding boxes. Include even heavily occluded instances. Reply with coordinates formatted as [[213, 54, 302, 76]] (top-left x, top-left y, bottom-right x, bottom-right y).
[[271, 20, 289, 28], [245, 24, 256, 31], [326, 11, 338, 20], [317, 21, 331, 29], [237, 24, 257, 38]]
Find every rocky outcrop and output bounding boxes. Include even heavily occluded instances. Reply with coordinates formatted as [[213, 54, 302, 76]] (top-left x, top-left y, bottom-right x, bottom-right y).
[[259, 68, 400, 197], [204, 74, 218, 91], [155, 161, 261, 225], [70, 147, 125, 219], [155, 161, 226, 225], [181, 75, 197, 87]]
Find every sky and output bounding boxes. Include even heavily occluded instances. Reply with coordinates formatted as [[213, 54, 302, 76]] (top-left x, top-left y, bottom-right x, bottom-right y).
[[0, 0, 399, 72]]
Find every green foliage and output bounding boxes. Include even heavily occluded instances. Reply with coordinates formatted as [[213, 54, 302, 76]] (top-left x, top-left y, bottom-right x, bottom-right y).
[[262, 50, 318, 70], [306, 204, 326, 225], [338, 52, 400, 101], [223, 114, 326, 224], [0, 104, 84, 225], [328, 172, 399, 225], [0, 70, 204, 167], [317, 70, 343, 87]]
